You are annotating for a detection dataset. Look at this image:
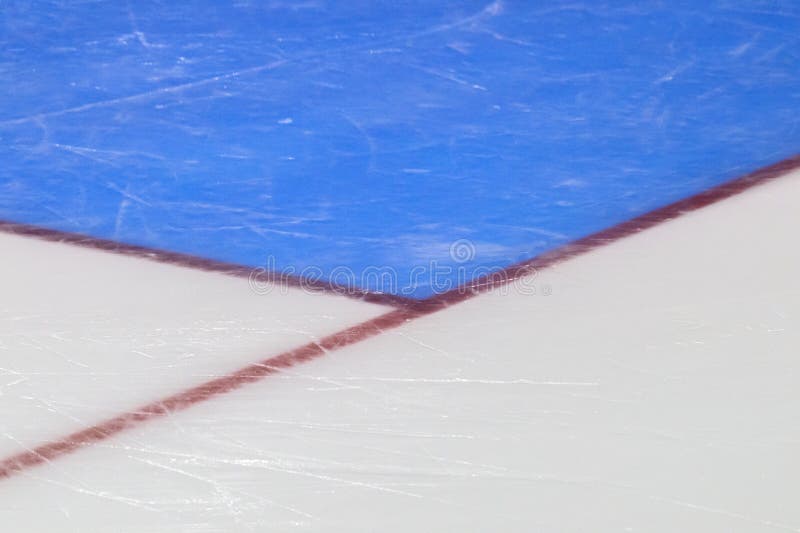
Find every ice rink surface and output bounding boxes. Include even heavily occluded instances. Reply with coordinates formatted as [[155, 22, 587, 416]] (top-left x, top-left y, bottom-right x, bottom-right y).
[[1, 1, 799, 531]]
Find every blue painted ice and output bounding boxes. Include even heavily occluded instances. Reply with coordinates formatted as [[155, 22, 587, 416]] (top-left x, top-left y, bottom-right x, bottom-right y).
[[1, 1, 798, 297]]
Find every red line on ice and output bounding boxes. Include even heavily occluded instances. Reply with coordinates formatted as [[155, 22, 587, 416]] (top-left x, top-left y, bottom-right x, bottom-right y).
[[0, 221, 413, 308], [0, 154, 798, 481]]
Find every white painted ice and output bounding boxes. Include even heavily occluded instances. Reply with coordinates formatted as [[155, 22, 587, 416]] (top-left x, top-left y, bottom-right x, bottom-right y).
[[1, 171, 799, 531], [0, 235, 390, 458]]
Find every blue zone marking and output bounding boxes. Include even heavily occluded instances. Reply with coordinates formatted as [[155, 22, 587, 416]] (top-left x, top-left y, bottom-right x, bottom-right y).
[[1, 1, 798, 298]]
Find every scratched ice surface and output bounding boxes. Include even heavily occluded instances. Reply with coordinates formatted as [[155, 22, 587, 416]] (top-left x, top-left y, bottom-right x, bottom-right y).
[[1, 164, 799, 532], [1, 2, 800, 532], [1, 1, 799, 296]]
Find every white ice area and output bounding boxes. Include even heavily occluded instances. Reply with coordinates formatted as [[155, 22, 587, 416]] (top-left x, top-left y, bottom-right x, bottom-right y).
[[1, 171, 799, 531], [0, 235, 390, 458]]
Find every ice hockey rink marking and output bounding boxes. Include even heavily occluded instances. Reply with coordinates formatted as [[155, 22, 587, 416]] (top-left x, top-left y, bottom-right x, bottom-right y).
[[1, 153, 797, 483], [0, 220, 413, 308]]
